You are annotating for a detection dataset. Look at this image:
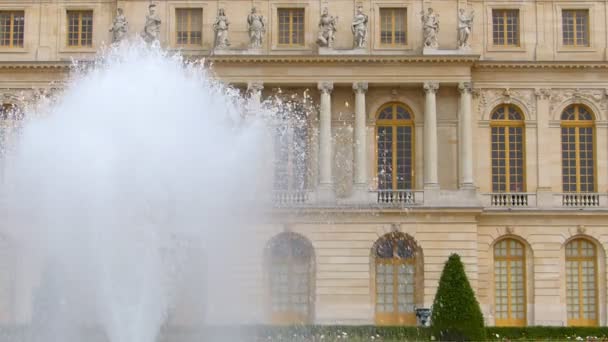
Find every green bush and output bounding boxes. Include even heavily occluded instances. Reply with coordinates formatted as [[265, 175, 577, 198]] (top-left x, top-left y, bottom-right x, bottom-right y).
[[431, 253, 485, 341]]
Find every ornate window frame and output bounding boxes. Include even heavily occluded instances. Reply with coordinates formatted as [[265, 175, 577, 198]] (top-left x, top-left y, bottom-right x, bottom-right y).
[[555, 3, 597, 53], [59, 6, 97, 53], [168, 2, 209, 52], [373, 2, 413, 52], [270, 3, 311, 52], [485, 4, 527, 53]]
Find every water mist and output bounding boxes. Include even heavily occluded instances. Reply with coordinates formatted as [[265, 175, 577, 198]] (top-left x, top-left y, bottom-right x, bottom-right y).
[[1, 41, 274, 342]]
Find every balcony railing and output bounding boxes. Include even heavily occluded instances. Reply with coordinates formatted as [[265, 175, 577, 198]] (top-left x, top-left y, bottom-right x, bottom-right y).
[[483, 193, 535, 208], [272, 190, 313, 207], [376, 190, 424, 206], [556, 193, 603, 208]]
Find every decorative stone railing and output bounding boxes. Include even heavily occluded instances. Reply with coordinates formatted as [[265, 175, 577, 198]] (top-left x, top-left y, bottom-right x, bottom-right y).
[[376, 190, 424, 206], [556, 193, 603, 208], [483, 193, 535, 208], [272, 190, 313, 207]]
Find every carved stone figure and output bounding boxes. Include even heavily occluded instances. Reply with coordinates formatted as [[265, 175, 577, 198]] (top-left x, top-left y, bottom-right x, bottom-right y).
[[213, 8, 230, 49], [421, 8, 439, 49], [457, 8, 474, 50], [141, 4, 161, 43], [317, 8, 337, 48], [109, 8, 128, 43], [351, 6, 368, 49], [247, 7, 265, 49]]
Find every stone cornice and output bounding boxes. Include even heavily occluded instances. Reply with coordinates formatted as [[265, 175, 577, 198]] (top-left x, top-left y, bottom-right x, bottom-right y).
[[0, 62, 71, 70], [207, 55, 480, 64], [2, 58, 608, 71], [474, 61, 608, 70]]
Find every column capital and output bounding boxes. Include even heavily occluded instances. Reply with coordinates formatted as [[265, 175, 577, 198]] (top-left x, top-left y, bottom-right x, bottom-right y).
[[423, 82, 439, 94], [352, 82, 369, 94], [458, 82, 473, 94], [535, 88, 551, 100], [247, 81, 264, 93], [318, 81, 334, 94]]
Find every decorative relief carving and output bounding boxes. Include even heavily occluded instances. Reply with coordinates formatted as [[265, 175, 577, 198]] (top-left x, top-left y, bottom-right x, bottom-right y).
[[318, 81, 334, 94], [549, 88, 608, 114], [534, 88, 551, 100], [477, 88, 536, 119], [423, 82, 439, 94]]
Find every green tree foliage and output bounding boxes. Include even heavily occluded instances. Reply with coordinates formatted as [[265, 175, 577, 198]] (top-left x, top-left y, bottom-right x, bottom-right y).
[[431, 253, 485, 341]]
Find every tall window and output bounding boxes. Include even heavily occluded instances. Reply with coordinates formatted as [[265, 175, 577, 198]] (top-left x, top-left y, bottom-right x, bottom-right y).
[[563, 10, 589, 46], [374, 232, 419, 325], [566, 239, 597, 326], [380, 8, 407, 46], [491, 104, 525, 192], [0, 11, 24, 48], [494, 239, 526, 326], [67, 10, 93, 47], [278, 8, 304, 46], [561, 104, 595, 193], [176, 9, 203, 45], [492, 9, 520, 46], [273, 97, 309, 192], [267, 233, 314, 324], [376, 103, 414, 190]]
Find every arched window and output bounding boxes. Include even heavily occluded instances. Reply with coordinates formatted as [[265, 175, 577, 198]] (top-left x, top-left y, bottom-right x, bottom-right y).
[[376, 103, 414, 190], [561, 105, 595, 193], [490, 104, 525, 192], [267, 232, 314, 324], [565, 238, 598, 326], [373, 232, 419, 325], [494, 239, 526, 326]]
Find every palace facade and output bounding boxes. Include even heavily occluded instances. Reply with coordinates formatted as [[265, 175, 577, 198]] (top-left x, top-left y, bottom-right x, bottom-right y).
[[2, 0, 608, 329]]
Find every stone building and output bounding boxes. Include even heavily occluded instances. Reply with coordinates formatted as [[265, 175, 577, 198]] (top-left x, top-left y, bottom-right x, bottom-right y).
[[1, 0, 608, 329]]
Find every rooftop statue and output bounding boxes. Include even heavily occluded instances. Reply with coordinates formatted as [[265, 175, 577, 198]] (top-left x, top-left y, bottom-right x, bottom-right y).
[[141, 3, 161, 44], [109, 8, 128, 43], [247, 7, 265, 49], [421, 8, 439, 49], [351, 6, 368, 49], [213, 8, 230, 49], [317, 8, 338, 48], [458, 8, 474, 50]]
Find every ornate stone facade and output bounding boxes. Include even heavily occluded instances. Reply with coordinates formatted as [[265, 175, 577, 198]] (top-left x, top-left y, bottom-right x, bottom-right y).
[[1, 0, 608, 329]]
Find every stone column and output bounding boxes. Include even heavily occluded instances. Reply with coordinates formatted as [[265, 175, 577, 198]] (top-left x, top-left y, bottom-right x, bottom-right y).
[[247, 81, 264, 113], [318, 81, 334, 201], [458, 82, 474, 188], [535, 88, 552, 209], [423, 82, 439, 189], [353, 82, 368, 191]]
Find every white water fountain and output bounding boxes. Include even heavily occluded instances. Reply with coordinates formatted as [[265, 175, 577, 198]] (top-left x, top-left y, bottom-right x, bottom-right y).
[[1, 40, 278, 342]]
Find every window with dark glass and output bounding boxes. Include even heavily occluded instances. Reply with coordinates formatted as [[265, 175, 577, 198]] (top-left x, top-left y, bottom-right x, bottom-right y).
[[374, 232, 418, 325], [492, 9, 519, 46], [561, 104, 595, 193], [491, 104, 525, 192], [67, 10, 93, 47], [563, 10, 589, 46], [176, 8, 203, 45], [380, 8, 407, 46], [0, 11, 24, 48], [278, 8, 305, 46], [376, 103, 414, 190]]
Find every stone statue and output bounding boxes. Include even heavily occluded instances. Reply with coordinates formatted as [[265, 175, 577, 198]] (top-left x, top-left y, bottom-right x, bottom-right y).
[[421, 8, 439, 49], [317, 8, 338, 48], [351, 6, 368, 49], [109, 8, 128, 43], [247, 7, 265, 49], [457, 8, 474, 50], [141, 3, 161, 44], [213, 8, 230, 49]]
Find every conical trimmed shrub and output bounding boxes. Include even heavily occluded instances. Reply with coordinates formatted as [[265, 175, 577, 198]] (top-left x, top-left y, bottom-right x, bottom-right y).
[[431, 253, 485, 341]]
